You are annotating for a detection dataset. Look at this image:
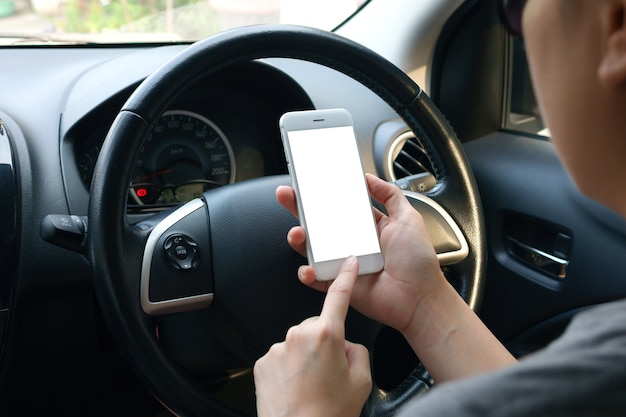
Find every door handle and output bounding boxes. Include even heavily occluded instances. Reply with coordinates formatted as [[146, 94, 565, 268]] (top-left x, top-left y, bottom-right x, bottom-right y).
[[507, 237, 568, 279]]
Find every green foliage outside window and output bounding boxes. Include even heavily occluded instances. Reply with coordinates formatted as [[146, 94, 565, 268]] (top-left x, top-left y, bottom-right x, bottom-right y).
[[56, 0, 217, 38]]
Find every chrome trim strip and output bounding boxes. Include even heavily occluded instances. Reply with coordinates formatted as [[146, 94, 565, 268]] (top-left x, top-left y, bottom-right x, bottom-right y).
[[0, 119, 17, 314], [402, 190, 469, 266], [510, 238, 568, 266], [508, 237, 568, 279], [140, 198, 213, 315], [386, 130, 417, 181]]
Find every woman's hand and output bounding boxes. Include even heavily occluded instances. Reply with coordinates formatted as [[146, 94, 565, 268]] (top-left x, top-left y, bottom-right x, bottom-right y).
[[253, 257, 372, 417], [276, 174, 517, 383], [276, 173, 448, 335]]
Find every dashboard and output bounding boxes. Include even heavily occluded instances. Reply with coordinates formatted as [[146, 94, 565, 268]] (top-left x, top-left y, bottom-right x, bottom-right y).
[[0, 44, 405, 293], [61, 59, 315, 214], [0, 41, 415, 416], [32, 45, 407, 222]]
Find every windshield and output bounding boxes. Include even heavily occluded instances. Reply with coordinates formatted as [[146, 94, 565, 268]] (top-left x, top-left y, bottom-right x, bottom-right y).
[[0, 0, 367, 45]]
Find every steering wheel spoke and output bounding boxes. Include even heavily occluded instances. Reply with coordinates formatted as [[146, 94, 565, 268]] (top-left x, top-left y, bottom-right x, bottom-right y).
[[140, 198, 214, 315], [404, 191, 469, 266]]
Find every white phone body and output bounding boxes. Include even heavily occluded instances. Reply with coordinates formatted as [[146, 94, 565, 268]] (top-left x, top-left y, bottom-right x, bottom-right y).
[[280, 108, 384, 281]]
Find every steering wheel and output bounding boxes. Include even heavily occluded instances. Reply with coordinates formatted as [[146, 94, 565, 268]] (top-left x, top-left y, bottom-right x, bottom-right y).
[[89, 25, 485, 417]]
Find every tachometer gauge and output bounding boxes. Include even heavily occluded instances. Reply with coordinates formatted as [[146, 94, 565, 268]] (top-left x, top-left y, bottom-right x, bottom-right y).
[[128, 110, 235, 207]]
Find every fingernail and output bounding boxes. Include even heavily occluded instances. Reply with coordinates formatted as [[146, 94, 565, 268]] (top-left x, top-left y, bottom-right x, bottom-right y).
[[345, 255, 357, 267]]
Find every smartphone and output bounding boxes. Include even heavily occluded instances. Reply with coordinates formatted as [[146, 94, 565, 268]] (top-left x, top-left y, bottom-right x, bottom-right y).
[[280, 108, 384, 281]]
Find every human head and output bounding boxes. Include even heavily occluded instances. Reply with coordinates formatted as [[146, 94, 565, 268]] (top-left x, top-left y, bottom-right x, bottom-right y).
[[500, 0, 626, 216]]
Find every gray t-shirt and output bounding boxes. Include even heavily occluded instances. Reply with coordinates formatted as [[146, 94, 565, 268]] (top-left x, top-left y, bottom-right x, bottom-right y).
[[397, 299, 626, 417]]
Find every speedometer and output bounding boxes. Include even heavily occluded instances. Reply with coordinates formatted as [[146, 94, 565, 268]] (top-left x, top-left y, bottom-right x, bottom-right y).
[[129, 110, 235, 207]]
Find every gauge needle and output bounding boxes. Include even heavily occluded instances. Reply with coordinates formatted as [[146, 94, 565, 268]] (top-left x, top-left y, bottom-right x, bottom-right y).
[[133, 168, 174, 182]]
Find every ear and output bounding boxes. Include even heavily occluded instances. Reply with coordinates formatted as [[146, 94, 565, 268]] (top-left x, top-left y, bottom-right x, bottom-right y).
[[599, 2, 626, 86]]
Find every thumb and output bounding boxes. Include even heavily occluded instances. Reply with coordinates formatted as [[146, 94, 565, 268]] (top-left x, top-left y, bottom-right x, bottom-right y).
[[366, 173, 412, 218], [344, 340, 372, 388]]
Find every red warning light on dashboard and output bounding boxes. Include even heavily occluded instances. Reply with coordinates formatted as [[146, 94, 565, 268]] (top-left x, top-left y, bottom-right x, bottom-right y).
[[136, 188, 148, 198]]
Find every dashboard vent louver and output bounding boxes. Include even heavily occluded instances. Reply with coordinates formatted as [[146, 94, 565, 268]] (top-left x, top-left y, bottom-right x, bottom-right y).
[[391, 132, 434, 180]]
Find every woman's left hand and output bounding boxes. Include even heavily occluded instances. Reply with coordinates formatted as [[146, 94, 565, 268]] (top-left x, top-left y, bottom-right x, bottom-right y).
[[253, 256, 372, 417]]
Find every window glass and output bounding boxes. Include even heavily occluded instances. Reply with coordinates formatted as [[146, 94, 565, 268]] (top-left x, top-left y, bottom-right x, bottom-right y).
[[504, 38, 549, 137], [0, 0, 368, 45]]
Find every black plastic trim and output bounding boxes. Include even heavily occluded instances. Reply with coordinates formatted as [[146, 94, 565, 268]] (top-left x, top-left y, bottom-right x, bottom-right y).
[[0, 115, 18, 391], [430, 0, 505, 141]]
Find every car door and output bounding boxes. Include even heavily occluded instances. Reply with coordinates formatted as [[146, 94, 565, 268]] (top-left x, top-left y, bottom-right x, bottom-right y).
[[428, 0, 626, 357]]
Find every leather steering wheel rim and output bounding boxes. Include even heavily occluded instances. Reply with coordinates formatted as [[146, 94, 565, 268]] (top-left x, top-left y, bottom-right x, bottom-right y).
[[88, 25, 486, 417]]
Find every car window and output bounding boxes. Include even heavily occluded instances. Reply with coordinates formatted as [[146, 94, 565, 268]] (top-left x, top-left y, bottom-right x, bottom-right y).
[[0, 0, 368, 45], [503, 38, 549, 137]]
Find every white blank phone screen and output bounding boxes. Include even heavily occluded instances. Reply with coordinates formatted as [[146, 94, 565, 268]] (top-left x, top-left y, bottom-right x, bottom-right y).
[[288, 125, 381, 262]]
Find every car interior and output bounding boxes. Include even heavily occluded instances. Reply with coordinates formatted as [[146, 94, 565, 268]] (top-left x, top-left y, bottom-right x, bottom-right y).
[[2, 0, 626, 416]]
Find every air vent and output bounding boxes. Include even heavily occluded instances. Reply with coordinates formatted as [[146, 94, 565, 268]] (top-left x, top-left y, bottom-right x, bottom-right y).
[[388, 131, 434, 181]]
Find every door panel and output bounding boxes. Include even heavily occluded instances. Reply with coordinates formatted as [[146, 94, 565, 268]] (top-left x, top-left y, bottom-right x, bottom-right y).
[[464, 133, 626, 356]]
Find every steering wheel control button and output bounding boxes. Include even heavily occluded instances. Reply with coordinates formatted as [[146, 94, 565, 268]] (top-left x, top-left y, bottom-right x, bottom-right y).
[[164, 234, 199, 271], [175, 245, 188, 259]]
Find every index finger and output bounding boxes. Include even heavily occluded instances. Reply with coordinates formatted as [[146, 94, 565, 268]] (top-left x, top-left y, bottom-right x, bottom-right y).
[[319, 256, 359, 324]]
